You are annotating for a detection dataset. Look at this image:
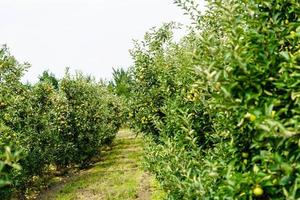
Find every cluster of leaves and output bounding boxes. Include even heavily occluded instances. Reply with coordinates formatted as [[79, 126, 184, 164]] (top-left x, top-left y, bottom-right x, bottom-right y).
[[0, 148, 22, 190], [126, 0, 300, 199], [0, 47, 123, 199], [109, 68, 133, 99]]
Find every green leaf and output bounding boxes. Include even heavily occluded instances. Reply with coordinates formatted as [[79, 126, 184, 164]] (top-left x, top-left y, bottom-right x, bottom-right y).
[[280, 51, 290, 61]]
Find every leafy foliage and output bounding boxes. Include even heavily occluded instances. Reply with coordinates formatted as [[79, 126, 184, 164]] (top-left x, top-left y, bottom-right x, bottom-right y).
[[39, 70, 59, 90], [109, 67, 133, 98], [127, 0, 300, 199], [0, 47, 123, 199]]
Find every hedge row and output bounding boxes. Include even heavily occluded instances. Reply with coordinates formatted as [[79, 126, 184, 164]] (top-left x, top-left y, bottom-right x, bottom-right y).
[[0, 47, 123, 199], [126, 0, 300, 199]]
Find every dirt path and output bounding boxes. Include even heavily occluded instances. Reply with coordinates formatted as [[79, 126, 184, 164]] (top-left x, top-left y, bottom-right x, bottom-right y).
[[137, 172, 151, 200], [39, 129, 164, 200]]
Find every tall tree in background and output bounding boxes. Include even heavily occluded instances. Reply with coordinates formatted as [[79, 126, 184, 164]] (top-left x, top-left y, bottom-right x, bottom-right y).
[[39, 70, 59, 90], [110, 68, 133, 98]]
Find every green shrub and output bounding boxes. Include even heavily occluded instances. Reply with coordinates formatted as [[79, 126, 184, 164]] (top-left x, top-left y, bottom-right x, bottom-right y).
[[128, 0, 300, 199], [55, 72, 122, 167], [0, 46, 123, 198]]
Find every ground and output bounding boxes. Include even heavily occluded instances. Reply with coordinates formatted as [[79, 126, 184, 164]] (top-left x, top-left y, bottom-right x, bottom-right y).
[[38, 129, 165, 200]]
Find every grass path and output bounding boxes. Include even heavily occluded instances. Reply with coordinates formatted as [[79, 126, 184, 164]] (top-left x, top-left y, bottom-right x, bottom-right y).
[[39, 129, 165, 200]]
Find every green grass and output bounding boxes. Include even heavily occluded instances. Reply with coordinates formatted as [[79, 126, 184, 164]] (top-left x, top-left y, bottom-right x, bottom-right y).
[[40, 129, 165, 200], [149, 177, 166, 200]]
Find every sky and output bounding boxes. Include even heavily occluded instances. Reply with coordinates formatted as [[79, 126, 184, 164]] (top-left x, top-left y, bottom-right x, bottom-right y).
[[0, 0, 204, 83]]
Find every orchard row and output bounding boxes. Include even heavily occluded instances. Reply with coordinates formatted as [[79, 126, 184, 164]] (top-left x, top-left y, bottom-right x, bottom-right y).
[[122, 0, 300, 199], [0, 47, 123, 199]]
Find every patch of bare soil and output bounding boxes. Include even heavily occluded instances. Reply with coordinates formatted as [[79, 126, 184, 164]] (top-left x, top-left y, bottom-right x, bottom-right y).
[[136, 172, 151, 200]]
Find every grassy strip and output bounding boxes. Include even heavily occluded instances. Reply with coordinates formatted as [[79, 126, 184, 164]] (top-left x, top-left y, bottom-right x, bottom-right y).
[[40, 129, 165, 200]]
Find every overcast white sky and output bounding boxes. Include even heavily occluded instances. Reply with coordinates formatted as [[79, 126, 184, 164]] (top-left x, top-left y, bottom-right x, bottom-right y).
[[0, 0, 204, 83]]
